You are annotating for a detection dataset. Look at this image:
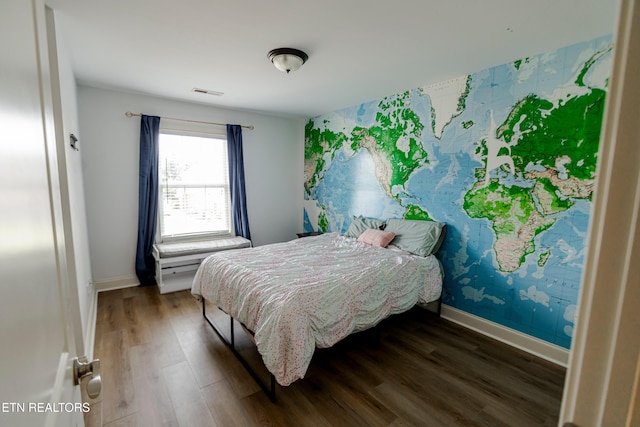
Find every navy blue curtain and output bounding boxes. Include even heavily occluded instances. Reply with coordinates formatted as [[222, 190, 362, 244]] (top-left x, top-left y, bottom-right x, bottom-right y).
[[135, 115, 160, 286], [227, 124, 252, 240]]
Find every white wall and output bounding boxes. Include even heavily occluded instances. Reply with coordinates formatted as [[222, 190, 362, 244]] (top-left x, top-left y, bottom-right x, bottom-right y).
[[77, 86, 304, 285]]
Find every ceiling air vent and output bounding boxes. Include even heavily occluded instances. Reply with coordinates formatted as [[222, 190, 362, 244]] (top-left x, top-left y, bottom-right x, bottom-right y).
[[192, 88, 224, 96]]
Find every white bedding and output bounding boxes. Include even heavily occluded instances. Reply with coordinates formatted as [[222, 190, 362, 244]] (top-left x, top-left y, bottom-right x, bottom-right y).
[[191, 232, 443, 386]]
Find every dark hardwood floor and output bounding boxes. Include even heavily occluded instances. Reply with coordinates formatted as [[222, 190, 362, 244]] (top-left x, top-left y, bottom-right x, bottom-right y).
[[87, 286, 565, 426]]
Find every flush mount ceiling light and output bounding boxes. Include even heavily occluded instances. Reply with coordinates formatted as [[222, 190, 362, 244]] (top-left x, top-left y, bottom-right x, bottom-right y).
[[268, 48, 308, 74]]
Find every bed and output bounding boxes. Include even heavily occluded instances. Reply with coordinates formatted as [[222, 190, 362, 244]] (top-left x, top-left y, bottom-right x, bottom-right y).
[[191, 219, 445, 398]]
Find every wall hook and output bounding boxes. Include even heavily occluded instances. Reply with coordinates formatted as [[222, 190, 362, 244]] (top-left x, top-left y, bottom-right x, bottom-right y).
[[70, 133, 79, 151]]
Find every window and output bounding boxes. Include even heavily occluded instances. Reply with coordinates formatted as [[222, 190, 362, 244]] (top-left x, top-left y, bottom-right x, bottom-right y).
[[158, 132, 231, 241]]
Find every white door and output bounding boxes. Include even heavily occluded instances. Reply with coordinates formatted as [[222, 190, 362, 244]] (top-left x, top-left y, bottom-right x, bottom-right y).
[[0, 0, 92, 426]]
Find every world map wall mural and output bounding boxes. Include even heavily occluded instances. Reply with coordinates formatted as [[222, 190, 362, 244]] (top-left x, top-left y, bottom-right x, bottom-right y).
[[303, 35, 613, 349]]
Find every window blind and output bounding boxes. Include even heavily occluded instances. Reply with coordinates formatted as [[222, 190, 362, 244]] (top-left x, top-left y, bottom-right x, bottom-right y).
[[158, 132, 232, 240]]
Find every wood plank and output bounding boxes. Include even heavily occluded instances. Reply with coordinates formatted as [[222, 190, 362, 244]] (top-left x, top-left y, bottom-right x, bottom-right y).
[[273, 381, 334, 427], [133, 288, 187, 368], [179, 328, 228, 388], [162, 361, 217, 427], [357, 344, 488, 422], [238, 391, 296, 427], [293, 370, 396, 427], [93, 287, 565, 426], [129, 343, 179, 426], [121, 296, 145, 346], [370, 381, 467, 427], [102, 413, 136, 427], [97, 329, 137, 424], [200, 379, 257, 427]]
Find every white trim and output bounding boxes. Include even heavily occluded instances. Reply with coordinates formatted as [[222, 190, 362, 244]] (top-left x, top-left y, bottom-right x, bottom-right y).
[[441, 304, 569, 367], [560, 0, 640, 423], [84, 286, 98, 361], [94, 275, 139, 292]]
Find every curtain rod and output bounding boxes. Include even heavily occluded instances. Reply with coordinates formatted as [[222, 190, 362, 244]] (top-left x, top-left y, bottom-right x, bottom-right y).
[[125, 111, 254, 130]]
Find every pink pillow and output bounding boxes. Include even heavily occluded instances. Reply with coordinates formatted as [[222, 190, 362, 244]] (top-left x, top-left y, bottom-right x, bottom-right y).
[[357, 228, 396, 248]]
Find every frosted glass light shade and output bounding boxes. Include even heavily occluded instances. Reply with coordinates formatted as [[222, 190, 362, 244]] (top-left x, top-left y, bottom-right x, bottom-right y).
[[268, 48, 308, 74]]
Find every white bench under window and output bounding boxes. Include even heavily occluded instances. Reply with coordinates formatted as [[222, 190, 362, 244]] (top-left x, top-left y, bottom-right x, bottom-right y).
[[152, 236, 251, 294]]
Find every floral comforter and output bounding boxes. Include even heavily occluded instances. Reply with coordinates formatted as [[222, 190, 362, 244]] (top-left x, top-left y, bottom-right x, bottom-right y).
[[191, 232, 443, 386]]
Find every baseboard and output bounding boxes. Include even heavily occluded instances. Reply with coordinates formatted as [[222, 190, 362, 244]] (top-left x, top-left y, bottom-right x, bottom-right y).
[[94, 275, 139, 292], [86, 276, 138, 360], [441, 304, 569, 367]]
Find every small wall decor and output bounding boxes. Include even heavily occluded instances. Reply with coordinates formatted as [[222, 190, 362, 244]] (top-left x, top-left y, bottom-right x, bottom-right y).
[[70, 133, 79, 151]]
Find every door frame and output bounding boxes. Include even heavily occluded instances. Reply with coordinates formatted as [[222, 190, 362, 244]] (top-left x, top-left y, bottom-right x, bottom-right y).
[[45, 2, 86, 360], [559, 0, 640, 424]]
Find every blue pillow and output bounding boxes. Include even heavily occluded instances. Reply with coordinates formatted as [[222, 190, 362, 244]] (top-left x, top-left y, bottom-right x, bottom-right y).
[[384, 219, 446, 256], [344, 216, 386, 238]]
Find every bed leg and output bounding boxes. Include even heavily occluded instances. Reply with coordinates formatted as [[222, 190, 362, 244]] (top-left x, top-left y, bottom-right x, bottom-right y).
[[374, 326, 381, 348], [201, 299, 277, 402], [230, 316, 235, 348], [270, 374, 276, 399]]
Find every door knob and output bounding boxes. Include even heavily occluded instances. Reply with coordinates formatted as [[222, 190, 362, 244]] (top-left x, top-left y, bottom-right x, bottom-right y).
[[73, 356, 102, 399]]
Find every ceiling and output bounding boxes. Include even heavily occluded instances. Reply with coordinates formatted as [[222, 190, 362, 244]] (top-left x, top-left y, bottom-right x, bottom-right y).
[[46, 0, 619, 119]]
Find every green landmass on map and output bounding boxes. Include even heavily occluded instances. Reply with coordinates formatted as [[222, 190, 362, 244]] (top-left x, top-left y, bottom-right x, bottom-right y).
[[350, 91, 429, 194], [538, 250, 551, 267], [304, 120, 348, 194], [463, 181, 556, 272], [497, 89, 605, 182], [464, 46, 610, 271], [305, 91, 435, 228], [404, 204, 432, 221]]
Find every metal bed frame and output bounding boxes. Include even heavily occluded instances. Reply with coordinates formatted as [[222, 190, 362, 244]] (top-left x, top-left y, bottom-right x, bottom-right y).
[[202, 300, 277, 401], [201, 295, 442, 403]]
